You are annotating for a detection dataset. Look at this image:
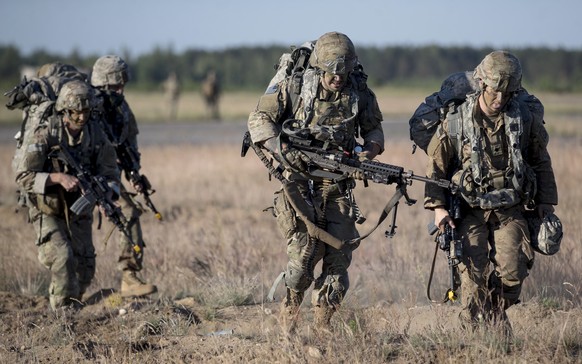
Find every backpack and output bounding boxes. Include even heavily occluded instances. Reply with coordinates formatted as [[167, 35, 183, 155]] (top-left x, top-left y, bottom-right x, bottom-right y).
[[7, 75, 81, 208], [265, 40, 371, 131], [408, 71, 545, 155], [265, 41, 315, 98], [409, 71, 478, 154]]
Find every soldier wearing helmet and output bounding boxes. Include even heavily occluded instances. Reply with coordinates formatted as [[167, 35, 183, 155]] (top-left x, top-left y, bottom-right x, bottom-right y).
[[91, 55, 158, 298], [91, 55, 157, 297], [14, 79, 119, 311], [248, 32, 384, 332], [424, 51, 559, 334]]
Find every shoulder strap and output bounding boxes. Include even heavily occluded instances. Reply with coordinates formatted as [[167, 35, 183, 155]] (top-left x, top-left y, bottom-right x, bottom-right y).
[[445, 101, 465, 163]]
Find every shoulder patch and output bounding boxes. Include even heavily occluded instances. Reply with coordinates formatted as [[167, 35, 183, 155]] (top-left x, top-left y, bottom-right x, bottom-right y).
[[265, 84, 279, 95]]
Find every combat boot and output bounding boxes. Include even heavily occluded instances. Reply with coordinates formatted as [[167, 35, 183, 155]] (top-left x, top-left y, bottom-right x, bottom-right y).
[[279, 289, 304, 333], [313, 304, 335, 333], [120, 271, 157, 298]]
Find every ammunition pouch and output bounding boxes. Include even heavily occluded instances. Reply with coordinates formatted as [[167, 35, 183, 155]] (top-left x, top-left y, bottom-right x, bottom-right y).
[[452, 168, 527, 210], [29, 192, 62, 216]]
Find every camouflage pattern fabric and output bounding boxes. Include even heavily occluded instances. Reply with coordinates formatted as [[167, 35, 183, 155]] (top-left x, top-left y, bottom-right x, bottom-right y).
[[93, 89, 145, 273], [455, 206, 534, 323], [116, 186, 145, 271], [248, 46, 384, 311], [15, 116, 118, 310], [424, 84, 558, 325], [34, 212, 95, 309]]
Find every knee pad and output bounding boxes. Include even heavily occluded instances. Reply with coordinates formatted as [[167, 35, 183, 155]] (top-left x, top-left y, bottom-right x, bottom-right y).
[[285, 260, 313, 292]]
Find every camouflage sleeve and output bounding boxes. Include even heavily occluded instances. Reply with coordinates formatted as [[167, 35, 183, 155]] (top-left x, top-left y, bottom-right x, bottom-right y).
[[358, 88, 384, 152], [125, 102, 141, 169], [527, 115, 558, 205], [14, 125, 51, 194], [126, 102, 139, 148], [94, 126, 121, 185], [247, 80, 290, 144], [424, 122, 455, 209]]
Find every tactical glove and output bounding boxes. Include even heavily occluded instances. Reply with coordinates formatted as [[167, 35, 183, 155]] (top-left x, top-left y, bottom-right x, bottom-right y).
[[282, 149, 310, 172]]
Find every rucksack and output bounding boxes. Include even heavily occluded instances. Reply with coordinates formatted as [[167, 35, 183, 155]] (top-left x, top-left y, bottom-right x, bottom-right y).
[[6, 74, 82, 208], [409, 71, 545, 155], [265, 40, 371, 130], [266, 41, 315, 93], [409, 71, 478, 154]]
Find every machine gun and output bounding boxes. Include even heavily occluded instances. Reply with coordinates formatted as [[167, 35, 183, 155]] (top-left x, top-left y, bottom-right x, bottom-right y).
[[49, 144, 142, 257], [116, 140, 163, 221], [243, 119, 457, 242]]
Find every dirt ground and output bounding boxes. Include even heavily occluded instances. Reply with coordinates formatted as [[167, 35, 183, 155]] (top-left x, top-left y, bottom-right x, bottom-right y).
[[1, 289, 580, 363], [1, 120, 580, 363]]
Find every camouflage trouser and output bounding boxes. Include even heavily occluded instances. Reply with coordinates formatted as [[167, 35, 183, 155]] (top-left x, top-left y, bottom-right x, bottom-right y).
[[30, 209, 95, 309], [457, 205, 534, 323], [117, 186, 145, 272], [273, 180, 359, 309]]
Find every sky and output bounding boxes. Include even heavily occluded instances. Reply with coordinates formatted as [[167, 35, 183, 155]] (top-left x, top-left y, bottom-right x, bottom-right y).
[[0, 0, 580, 58]]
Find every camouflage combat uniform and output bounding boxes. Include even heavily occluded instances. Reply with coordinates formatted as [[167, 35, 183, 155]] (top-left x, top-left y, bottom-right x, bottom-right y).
[[95, 89, 144, 272], [14, 107, 118, 310], [248, 33, 384, 327], [91, 55, 157, 297], [424, 80, 558, 326]]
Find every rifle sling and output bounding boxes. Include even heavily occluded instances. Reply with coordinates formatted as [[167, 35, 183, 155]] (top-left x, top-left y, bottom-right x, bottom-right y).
[[283, 181, 406, 250], [282, 182, 344, 250]]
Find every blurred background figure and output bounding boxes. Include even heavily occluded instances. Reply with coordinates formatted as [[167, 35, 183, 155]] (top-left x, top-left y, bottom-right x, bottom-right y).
[[201, 69, 221, 120], [163, 71, 181, 121]]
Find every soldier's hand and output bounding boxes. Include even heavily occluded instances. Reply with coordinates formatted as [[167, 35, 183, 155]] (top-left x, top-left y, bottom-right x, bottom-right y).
[[434, 207, 455, 232], [357, 143, 381, 161], [352, 170, 366, 180], [50, 172, 80, 192], [132, 180, 144, 193], [283, 149, 309, 172], [262, 137, 279, 154]]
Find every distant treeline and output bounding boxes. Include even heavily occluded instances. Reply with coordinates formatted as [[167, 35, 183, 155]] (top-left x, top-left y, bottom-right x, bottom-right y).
[[1, 44, 581, 92]]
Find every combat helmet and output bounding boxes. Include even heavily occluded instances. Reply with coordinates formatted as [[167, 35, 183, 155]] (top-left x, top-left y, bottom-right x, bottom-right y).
[[55, 80, 95, 112], [309, 32, 357, 75], [91, 55, 129, 87], [473, 50, 522, 93], [527, 212, 563, 256]]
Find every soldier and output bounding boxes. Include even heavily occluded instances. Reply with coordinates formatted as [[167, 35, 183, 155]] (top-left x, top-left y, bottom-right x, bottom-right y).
[[91, 55, 157, 298], [424, 51, 559, 333], [14, 80, 120, 311], [201, 70, 221, 120], [247, 32, 384, 331], [163, 71, 181, 121]]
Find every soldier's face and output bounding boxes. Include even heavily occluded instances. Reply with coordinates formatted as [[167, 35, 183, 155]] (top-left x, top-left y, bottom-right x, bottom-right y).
[[481, 85, 511, 116], [109, 84, 124, 94], [321, 71, 347, 92], [64, 109, 90, 132]]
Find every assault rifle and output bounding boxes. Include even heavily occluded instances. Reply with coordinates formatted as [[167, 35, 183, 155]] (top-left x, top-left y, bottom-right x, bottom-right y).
[[116, 141, 163, 221], [426, 195, 462, 303], [49, 145, 142, 257]]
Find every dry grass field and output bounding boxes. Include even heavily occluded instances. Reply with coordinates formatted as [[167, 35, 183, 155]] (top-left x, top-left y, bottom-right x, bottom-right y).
[[0, 90, 581, 363]]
